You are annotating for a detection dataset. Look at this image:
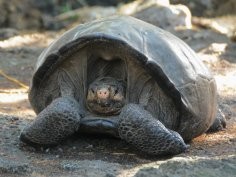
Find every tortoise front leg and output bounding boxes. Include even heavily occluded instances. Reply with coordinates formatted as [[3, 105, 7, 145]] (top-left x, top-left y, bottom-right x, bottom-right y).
[[118, 104, 188, 156], [20, 97, 81, 146]]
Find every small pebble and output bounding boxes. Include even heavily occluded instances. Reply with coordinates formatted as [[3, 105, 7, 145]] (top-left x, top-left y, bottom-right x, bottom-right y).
[[106, 173, 115, 177], [45, 148, 50, 153], [58, 148, 63, 153], [10, 117, 19, 121], [9, 125, 18, 128], [86, 145, 93, 149]]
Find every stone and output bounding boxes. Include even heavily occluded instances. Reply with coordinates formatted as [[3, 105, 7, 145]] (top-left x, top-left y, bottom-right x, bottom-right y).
[[118, 0, 192, 30], [134, 155, 236, 177]]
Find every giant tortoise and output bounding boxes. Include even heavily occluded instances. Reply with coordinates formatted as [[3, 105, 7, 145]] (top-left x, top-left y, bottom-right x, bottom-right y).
[[20, 15, 225, 155]]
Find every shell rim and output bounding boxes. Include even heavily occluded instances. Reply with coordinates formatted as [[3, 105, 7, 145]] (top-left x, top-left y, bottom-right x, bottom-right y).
[[30, 33, 184, 112]]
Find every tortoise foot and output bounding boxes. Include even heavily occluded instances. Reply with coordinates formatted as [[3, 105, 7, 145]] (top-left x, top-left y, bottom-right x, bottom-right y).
[[20, 97, 81, 146], [207, 109, 226, 133], [118, 104, 188, 156]]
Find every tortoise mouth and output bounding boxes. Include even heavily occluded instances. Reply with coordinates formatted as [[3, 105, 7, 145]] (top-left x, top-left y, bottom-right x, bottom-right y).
[[86, 100, 125, 116]]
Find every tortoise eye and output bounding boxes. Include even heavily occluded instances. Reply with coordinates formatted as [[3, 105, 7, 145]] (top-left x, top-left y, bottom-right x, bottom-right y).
[[91, 89, 95, 94]]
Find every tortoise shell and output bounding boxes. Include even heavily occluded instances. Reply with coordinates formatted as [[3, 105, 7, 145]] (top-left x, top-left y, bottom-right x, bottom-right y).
[[29, 16, 217, 140]]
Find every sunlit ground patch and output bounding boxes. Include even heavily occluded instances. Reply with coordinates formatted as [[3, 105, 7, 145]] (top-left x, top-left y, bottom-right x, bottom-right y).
[[0, 33, 55, 49], [0, 89, 28, 103], [198, 43, 236, 96], [0, 88, 35, 118], [215, 69, 236, 93]]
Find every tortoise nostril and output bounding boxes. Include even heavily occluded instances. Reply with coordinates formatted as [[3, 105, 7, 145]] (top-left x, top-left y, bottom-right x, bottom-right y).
[[97, 89, 109, 98]]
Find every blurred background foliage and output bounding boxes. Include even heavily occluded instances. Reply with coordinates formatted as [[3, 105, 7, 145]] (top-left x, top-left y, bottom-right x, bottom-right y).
[[32, 0, 134, 15], [0, 0, 235, 30]]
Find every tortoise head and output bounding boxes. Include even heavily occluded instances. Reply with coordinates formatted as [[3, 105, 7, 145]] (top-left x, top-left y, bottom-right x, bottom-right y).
[[86, 77, 126, 115]]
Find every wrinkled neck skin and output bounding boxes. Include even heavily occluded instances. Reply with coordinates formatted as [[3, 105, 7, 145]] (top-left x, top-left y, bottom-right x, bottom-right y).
[[54, 43, 163, 137]]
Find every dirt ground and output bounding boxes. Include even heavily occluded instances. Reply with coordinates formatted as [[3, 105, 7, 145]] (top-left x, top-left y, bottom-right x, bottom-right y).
[[0, 17, 236, 176]]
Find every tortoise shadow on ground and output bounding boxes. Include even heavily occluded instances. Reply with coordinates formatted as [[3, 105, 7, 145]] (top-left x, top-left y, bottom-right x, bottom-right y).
[[18, 124, 234, 165], [133, 155, 236, 177], [19, 132, 176, 165]]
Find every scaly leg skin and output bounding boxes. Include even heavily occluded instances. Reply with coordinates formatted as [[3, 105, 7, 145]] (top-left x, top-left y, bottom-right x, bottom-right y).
[[118, 104, 188, 156], [207, 109, 226, 133], [20, 97, 81, 146]]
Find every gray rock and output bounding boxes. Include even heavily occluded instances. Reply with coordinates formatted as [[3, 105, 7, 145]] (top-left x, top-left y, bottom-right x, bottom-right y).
[[60, 160, 127, 177], [118, 0, 192, 30], [134, 4, 192, 29], [134, 155, 236, 177]]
